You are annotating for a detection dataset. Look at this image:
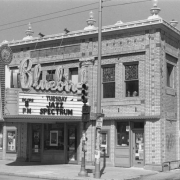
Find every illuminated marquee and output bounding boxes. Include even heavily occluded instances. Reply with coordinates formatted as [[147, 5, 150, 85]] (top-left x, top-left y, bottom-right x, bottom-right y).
[[19, 93, 84, 116]]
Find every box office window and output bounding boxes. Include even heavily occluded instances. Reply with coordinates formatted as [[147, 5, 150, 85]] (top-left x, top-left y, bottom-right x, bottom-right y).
[[125, 63, 139, 97], [0, 124, 3, 150], [44, 124, 64, 150], [103, 66, 115, 98], [6, 130, 16, 153], [117, 122, 129, 146]]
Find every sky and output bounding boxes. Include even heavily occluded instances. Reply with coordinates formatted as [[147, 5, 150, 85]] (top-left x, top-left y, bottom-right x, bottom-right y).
[[0, 0, 179, 43]]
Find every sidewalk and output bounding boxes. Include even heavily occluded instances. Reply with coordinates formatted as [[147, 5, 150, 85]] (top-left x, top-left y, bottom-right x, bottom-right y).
[[0, 160, 158, 180], [139, 169, 180, 180]]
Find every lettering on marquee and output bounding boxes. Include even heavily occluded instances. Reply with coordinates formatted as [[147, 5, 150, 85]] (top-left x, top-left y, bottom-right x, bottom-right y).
[[21, 95, 73, 116], [19, 58, 80, 93]]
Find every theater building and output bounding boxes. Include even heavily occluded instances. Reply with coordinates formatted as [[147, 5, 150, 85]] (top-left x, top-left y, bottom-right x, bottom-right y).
[[1, 3, 180, 170]]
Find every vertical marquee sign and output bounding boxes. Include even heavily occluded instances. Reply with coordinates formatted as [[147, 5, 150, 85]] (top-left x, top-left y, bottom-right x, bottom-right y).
[[19, 93, 84, 117], [0, 44, 13, 118]]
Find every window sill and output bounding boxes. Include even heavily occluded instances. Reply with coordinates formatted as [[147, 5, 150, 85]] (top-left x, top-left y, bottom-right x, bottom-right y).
[[116, 146, 129, 149], [102, 98, 117, 102], [101, 98, 143, 106]]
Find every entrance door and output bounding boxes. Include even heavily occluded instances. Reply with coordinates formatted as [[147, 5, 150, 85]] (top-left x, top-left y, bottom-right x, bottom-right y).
[[31, 124, 41, 162], [132, 130, 144, 166], [67, 125, 78, 163]]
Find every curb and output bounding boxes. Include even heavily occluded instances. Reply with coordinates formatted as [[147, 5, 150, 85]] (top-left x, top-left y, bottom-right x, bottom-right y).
[[0, 171, 143, 180]]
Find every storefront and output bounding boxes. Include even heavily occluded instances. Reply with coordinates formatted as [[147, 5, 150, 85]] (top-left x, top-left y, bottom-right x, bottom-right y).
[[28, 122, 80, 164], [3, 86, 85, 164]]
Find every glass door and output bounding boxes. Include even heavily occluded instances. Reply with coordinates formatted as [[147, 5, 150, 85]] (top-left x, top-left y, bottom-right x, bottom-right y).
[[67, 125, 77, 163], [31, 124, 41, 161], [132, 130, 144, 166]]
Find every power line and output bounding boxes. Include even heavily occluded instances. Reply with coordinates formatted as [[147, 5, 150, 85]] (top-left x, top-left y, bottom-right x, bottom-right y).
[[103, 0, 151, 8], [0, 1, 99, 27], [0, 0, 151, 32], [0, 8, 98, 32]]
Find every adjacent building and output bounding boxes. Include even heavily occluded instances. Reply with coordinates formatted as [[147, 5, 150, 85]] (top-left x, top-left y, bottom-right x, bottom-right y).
[[0, 2, 180, 171]]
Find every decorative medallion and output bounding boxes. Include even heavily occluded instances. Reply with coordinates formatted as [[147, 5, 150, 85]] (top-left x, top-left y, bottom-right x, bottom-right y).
[[0, 45, 13, 65]]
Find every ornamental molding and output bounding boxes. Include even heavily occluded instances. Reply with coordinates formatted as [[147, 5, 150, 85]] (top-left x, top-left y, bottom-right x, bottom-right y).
[[79, 56, 95, 67], [0, 45, 13, 65], [79, 56, 95, 62], [8, 18, 180, 47]]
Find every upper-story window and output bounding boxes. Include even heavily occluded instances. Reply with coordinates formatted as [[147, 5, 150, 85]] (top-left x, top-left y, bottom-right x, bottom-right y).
[[124, 63, 139, 97], [102, 65, 115, 98], [69, 68, 78, 85], [10, 69, 21, 88], [167, 63, 174, 88], [46, 70, 55, 81]]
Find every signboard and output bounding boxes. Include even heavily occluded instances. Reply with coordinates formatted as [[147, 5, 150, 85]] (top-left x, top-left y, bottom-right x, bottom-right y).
[[96, 117, 103, 129], [95, 150, 100, 159], [19, 93, 85, 116]]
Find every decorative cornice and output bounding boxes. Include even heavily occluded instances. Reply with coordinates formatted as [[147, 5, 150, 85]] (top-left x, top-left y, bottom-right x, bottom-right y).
[[79, 56, 95, 67], [6, 18, 180, 47], [79, 56, 95, 62]]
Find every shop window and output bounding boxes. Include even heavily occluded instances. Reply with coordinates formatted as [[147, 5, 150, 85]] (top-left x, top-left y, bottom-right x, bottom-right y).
[[167, 63, 174, 88], [0, 124, 3, 150], [6, 130, 16, 153], [100, 130, 109, 157], [44, 124, 64, 150], [10, 69, 21, 88], [102, 66, 115, 98], [124, 63, 139, 97], [69, 68, 78, 85], [46, 70, 55, 81], [117, 122, 129, 146]]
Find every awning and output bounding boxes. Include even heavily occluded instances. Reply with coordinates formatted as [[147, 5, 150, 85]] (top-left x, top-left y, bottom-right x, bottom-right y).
[[4, 115, 81, 123], [90, 115, 160, 121]]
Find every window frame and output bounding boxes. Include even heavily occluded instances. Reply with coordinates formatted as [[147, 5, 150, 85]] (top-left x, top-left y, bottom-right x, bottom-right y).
[[124, 62, 139, 97], [69, 67, 78, 85], [100, 129, 110, 157], [46, 70, 55, 82], [0, 124, 3, 150], [50, 130, 58, 146], [44, 123, 64, 151], [116, 122, 130, 147], [102, 64, 115, 99], [166, 62, 174, 89], [6, 129, 17, 153]]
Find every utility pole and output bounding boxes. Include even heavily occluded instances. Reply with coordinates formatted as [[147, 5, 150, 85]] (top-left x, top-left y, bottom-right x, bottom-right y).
[[94, 0, 103, 179]]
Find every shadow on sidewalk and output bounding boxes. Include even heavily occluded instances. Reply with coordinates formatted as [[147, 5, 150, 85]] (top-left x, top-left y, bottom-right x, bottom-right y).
[[6, 161, 64, 166], [100, 149, 106, 177]]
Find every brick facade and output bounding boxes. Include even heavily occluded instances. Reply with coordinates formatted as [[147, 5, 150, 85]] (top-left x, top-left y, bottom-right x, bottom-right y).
[[1, 18, 180, 170]]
